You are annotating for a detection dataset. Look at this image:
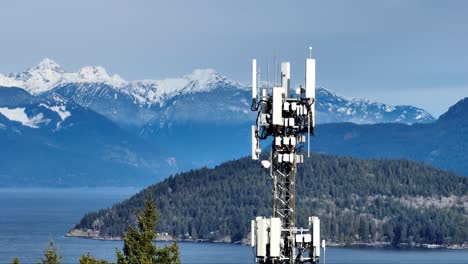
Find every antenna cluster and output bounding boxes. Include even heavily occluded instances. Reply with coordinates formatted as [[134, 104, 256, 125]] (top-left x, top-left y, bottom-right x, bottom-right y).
[[250, 49, 324, 264]]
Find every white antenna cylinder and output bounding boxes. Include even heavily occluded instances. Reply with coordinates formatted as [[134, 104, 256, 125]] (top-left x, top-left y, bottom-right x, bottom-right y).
[[322, 239, 326, 264], [305, 59, 315, 101], [306, 58, 316, 128], [252, 59, 257, 99], [310, 216, 321, 258], [272, 87, 284, 125], [282, 62, 290, 79], [251, 220, 256, 247], [281, 62, 290, 98], [269, 218, 281, 257]]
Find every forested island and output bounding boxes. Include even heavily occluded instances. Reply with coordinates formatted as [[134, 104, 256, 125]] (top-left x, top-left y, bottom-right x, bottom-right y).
[[71, 153, 468, 248]]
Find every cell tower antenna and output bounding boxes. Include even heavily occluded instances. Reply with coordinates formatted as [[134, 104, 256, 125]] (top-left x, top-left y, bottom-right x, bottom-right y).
[[250, 50, 321, 263], [267, 58, 270, 90], [274, 52, 278, 86], [258, 65, 261, 92]]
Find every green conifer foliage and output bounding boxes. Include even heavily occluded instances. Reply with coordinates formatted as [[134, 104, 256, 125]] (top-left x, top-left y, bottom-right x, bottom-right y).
[[38, 241, 62, 264], [116, 195, 181, 264], [75, 155, 468, 246], [79, 253, 110, 264]]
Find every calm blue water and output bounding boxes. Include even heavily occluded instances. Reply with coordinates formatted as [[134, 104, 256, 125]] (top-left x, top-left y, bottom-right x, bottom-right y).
[[0, 188, 467, 264]]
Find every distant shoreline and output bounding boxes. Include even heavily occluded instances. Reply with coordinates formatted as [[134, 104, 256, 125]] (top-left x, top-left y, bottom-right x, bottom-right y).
[[66, 229, 468, 250]]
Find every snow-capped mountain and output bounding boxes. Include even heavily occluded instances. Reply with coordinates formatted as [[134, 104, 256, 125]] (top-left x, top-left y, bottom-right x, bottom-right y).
[[126, 68, 246, 107], [0, 59, 242, 100], [315, 87, 434, 124], [0, 58, 126, 95], [0, 58, 434, 130], [49, 68, 248, 128], [0, 87, 180, 187], [0, 87, 73, 130], [0, 58, 464, 186], [0, 58, 242, 106]]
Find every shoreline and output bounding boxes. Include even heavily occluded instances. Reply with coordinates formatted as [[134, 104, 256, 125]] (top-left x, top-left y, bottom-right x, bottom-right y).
[[65, 229, 468, 250]]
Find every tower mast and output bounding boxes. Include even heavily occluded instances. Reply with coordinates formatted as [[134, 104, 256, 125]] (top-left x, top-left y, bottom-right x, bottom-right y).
[[251, 49, 320, 264]]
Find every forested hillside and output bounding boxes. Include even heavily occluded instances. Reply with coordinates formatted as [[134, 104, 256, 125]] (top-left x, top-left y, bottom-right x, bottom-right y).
[[312, 98, 468, 176], [74, 154, 468, 247]]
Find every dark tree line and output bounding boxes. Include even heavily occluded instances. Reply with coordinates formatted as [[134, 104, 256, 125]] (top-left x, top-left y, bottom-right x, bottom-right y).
[[75, 153, 468, 246]]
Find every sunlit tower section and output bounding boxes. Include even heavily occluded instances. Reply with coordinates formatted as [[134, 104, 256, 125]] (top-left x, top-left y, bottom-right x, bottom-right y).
[[250, 49, 322, 264]]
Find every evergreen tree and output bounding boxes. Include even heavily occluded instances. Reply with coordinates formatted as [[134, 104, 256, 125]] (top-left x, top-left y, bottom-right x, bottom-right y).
[[38, 241, 62, 264], [10, 258, 20, 264], [155, 241, 181, 264], [79, 253, 110, 264], [116, 195, 181, 264]]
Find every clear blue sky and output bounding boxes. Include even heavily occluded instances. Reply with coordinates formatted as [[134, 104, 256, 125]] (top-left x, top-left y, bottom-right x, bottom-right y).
[[1, 0, 467, 116]]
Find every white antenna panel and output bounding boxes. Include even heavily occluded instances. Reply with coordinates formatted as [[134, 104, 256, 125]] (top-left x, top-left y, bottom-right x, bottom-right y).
[[281, 62, 290, 97], [252, 59, 257, 99], [272, 87, 283, 125], [269, 218, 281, 257], [305, 59, 315, 100]]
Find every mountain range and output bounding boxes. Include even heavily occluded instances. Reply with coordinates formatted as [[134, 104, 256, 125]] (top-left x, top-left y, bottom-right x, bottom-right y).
[[0, 58, 434, 128], [0, 58, 464, 186], [0, 87, 178, 186], [312, 97, 468, 176]]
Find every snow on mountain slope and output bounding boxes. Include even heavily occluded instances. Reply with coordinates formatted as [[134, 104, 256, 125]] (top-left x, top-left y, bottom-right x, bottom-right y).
[[124, 68, 245, 107], [0, 87, 181, 186], [39, 103, 71, 121], [0, 58, 126, 95], [0, 59, 244, 107], [315, 87, 434, 124], [0, 107, 45, 128], [0, 90, 74, 130], [0, 58, 435, 128]]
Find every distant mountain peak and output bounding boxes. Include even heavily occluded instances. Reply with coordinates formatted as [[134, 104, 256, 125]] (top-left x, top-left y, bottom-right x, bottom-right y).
[[315, 86, 435, 124], [186, 68, 220, 84], [0, 59, 435, 126], [438, 97, 468, 124], [0, 59, 240, 106], [78, 66, 109, 79], [0, 58, 128, 94], [183, 68, 242, 93], [76, 66, 127, 86], [123, 68, 242, 107], [28, 58, 64, 73]]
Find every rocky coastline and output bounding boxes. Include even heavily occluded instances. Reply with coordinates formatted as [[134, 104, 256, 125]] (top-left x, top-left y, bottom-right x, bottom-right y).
[[66, 229, 467, 249]]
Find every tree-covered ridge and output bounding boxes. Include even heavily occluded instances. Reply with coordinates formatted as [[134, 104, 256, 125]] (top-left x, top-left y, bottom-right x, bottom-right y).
[[74, 154, 468, 246], [312, 97, 468, 177]]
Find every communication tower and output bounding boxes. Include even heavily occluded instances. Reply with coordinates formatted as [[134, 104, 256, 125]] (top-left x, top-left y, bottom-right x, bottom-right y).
[[250, 49, 323, 263]]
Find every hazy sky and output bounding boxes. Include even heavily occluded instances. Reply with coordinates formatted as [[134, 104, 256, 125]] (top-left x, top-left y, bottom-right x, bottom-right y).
[[1, 0, 467, 116]]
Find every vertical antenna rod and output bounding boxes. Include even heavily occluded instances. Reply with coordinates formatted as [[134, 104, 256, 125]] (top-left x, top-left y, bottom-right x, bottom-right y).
[[252, 59, 257, 100], [305, 47, 316, 158], [274, 52, 278, 86], [267, 58, 270, 90]]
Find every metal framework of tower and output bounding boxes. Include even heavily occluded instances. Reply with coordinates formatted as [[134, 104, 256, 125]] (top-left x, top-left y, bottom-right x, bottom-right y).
[[251, 50, 323, 264]]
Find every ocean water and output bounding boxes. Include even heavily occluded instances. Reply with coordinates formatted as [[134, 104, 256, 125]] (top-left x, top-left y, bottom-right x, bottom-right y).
[[0, 188, 466, 264]]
